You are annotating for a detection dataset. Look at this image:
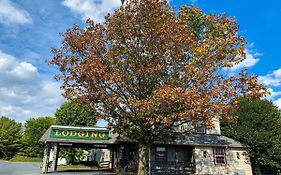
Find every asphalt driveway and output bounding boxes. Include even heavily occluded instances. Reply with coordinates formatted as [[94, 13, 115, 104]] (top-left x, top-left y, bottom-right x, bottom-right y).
[[0, 161, 41, 175], [0, 162, 116, 175]]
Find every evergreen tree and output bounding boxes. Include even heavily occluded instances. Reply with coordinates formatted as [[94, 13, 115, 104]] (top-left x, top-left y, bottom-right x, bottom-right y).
[[55, 101, 98, 164], [21, 116, 55, 157], [221, 98, 281, 175], [0, 117, 22, 160], [55, 101, 97, 126]]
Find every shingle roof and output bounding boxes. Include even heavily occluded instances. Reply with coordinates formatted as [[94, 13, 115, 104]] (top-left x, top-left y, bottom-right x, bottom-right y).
[[167, 134, 244, 148]]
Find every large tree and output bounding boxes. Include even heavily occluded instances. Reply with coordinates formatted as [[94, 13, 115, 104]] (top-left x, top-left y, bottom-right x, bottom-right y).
[[0, 117, 22, 160], [21, 116, 55, 157], [50, 0, 265, 174], [221, 98, 281, 175], [55, 101, 97, 126]]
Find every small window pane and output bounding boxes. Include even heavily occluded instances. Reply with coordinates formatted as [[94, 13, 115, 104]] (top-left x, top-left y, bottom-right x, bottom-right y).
[[195, 120, 206, 134], [156, 147, 165, 152], [196, 127, 206, 133], [156, 146, 167, 161], [216, 156, 225, 164], [213, 147, 226, 165]]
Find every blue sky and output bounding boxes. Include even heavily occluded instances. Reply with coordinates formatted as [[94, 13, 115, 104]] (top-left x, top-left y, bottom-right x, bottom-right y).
[[0, 0, 280, 123]]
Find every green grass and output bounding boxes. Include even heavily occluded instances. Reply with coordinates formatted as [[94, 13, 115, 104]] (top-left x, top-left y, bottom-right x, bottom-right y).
[[9, 155, 42, 162], [58, 164, 98, 169]]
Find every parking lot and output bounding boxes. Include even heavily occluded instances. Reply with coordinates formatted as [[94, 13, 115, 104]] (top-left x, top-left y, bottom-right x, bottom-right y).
[[0, 162, 116, 175]]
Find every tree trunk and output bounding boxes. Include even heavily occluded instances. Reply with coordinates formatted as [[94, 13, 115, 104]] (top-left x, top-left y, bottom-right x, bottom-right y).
[[137, 144, 148, 175], [253, 160, 262, 175], [255, 165, 262, 175]]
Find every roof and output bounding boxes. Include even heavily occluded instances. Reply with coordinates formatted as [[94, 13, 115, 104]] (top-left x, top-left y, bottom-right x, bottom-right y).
[[119, 134, 244, 148], [167, 134, 244, 148], [40, 125, 244, 148]]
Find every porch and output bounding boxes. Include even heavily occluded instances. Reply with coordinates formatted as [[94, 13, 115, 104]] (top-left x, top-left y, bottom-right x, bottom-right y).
[[150, 161, 195, 175], [119, 143, 196, 174]]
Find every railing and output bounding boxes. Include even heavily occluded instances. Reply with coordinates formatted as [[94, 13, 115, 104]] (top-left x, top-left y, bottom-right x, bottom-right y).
[[150, 161, 195, 175], [121, 160, 195, 175], [121, 159, 137, 172]]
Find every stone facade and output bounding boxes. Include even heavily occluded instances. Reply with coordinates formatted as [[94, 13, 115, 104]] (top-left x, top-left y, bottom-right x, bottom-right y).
[[194, 146, 252, 175]]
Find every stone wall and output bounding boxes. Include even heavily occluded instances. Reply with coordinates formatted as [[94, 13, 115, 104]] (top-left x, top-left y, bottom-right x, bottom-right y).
[[194, 146, 252, 175]]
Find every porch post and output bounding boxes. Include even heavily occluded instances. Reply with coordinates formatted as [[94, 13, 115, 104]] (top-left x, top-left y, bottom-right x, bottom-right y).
[[191, 147, 195, 163], [50, 143, 59, 172], [41, 143, 51, 174], [191, 147, 196, 174], [111, 149, 115, 170], [116, 144, 121, 175]]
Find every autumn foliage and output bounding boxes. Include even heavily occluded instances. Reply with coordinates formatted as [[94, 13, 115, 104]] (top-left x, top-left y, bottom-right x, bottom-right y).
[[50, 0, 266, 174]]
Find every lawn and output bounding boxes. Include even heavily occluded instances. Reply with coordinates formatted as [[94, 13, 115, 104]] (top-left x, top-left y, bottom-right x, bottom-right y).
[[58, 164, 98, 169], [9, 155, 42, 162]]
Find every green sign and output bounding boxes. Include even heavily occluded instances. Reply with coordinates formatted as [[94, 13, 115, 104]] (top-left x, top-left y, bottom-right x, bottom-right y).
[[50, 128, 109, 140]]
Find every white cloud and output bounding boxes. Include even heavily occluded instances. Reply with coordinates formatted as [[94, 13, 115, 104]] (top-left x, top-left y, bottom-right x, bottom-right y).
[[0, 50, 37, 86], [0, 50, 65, 122], [266, 88, 281, 100], [0, 0, 32, 25], [0, 102, 34, 122], [248, 42, 255, 48], [259, 71, 281, 110], [229, 50, 260, 71], [62, 0, 121, 23], [258, 68, 281, 87], [273, 69, 281, 78]]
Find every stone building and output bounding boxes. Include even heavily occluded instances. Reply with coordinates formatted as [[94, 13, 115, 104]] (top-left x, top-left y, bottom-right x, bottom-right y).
[[40, 118, 252, 175]]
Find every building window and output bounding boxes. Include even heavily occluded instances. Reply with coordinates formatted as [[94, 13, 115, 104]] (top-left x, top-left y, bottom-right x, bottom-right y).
[[213, 147, 226, 166], [120, 146, 127, 160], [195, 127, 206, 134], [195, 120, 206, 134], [155, 146, 167, 161]]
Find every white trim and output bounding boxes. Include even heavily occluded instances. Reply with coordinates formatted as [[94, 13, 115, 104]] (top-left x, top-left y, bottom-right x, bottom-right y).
[[51, 125, 108, 131]]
